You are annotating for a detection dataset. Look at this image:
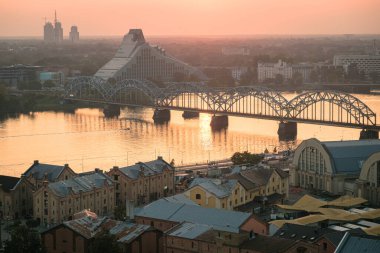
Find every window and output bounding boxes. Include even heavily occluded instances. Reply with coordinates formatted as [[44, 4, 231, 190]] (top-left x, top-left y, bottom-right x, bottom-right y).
[[323, 242, 327, 251], [195, 194, 201, 200]]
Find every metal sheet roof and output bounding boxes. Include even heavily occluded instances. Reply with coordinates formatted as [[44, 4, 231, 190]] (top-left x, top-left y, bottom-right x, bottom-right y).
[[48, 171, 113, 197], [136, 199, 251, 233], [335, 233, 380, 253], [167, 222, 212, 239], [188, 178, 237, 198], [322, 139, 380, 174], [23, 162, 68, 181], [118, 159, 172, 180]]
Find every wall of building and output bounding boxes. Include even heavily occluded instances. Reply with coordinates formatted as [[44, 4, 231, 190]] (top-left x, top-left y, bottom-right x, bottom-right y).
[[11, 178, 34, 219], [34, 181, 115, 225], [135, 216, 178, 232], [0, 189, 13, 218], [107, 166, 174, 208], [240, 216, 268, 235], [42, 226, 87, 253]]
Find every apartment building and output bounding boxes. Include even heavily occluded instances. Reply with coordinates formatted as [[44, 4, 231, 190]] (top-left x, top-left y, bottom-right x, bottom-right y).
[[11, 160, 77, 219], [33, 169, 114, 225], [107, 157, 174, 208]]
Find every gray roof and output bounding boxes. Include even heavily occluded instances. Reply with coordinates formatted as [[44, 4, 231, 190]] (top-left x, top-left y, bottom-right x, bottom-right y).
[[62, 213, 150, 242], [136, 199, 251, 233], [162, 193, 198, 206], [23, 161, 69, 181], [0, 175, 19, 192], [335, 232, 380, 253], [322, 139, 380, 174], [167, 222, 212, 239], [48, 171, 113, 197], [109, 222, 151, 243], [118, 158, 173, 180], [188, 178, 237, 198]]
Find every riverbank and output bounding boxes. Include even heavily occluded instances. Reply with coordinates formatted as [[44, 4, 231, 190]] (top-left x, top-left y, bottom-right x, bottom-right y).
[[0, 92, 97, 117]]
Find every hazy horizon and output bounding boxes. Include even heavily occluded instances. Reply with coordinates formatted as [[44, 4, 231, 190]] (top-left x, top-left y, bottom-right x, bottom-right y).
[[1, 0, 379, 37]]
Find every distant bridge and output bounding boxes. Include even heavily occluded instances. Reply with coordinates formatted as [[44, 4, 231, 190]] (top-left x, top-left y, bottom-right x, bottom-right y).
[[64, 77, 380, 133]]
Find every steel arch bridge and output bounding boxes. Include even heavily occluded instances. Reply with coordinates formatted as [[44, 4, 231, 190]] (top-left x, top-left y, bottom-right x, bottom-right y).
[[64, 77, 379, 130]]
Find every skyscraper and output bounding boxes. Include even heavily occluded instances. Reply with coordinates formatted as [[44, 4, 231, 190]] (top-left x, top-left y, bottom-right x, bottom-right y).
[[43, 11, 63, 43], [54, 11, 63, 42], [69, 26, 79, 42], [43, 22, 54, 42]]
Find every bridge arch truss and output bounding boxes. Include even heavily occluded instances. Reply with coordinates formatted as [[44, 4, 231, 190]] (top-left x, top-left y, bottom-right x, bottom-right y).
[[286, 91, 377, 126], [64, 77, 378, 129]]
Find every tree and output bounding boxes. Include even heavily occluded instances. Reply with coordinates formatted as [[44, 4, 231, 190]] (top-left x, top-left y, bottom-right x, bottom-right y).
[[231, 151, 263, 165], [4, 224, 46, 253], [291, 72, 303, 86], [90, 232, 122, 253], [113, 205, 126, 221], [274, 74, 284, 85]]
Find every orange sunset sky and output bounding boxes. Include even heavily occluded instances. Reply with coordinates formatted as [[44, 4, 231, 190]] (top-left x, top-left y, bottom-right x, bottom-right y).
[[0, 0, 379, 37]]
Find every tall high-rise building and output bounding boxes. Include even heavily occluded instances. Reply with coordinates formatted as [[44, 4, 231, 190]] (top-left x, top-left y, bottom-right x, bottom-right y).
[[43, 22, 54, 42], [53, 11, 63, 42], [69, 26, 79, 42], [43, 11, 63, 43]]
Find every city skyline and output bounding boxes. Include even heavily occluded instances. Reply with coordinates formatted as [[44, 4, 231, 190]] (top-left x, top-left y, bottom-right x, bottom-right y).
[[0, 0, 380, 37]]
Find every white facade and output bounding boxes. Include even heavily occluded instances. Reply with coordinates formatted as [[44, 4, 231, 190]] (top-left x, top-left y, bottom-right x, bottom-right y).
[[231, 67, 248, 81], [292, 64, 314, 82], [221, 47, 250, 56], [257, 60, 293, 82], [95, 29, 206, 81], [333, 54, 380, 74]]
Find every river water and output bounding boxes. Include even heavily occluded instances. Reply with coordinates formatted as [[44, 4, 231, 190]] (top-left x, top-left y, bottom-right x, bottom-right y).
[[1, 93, 380, 177]]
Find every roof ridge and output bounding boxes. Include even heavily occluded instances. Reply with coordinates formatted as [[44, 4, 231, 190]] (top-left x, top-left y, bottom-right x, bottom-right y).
[[166, 203, 187, 220]]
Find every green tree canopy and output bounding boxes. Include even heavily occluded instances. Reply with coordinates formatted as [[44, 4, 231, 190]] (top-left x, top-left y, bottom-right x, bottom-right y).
[[231, 151, 263, 165], [90, 232, 122, 253], [3, 224, 46, 253]]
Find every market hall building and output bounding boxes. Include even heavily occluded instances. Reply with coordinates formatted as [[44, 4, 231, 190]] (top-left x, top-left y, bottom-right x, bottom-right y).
[[290, 138, 380, 206]]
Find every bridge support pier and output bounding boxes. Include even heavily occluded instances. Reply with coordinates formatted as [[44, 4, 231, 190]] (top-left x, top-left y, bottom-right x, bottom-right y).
[[182, 111, 199, 119], [360, 129, 379, 140], [153, 109, 170, 123], [278, 121, 297, 141], [210, 115, 228, 130], [103, 104, 120, 117]]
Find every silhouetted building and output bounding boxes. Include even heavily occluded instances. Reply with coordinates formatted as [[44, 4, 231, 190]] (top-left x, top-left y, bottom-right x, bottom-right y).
[[95, 29, 206, 81], [0, 64, 41, 88], [43, 22, 54, 42], [69, 26, 79, 42], [43, 11, 63, 43]]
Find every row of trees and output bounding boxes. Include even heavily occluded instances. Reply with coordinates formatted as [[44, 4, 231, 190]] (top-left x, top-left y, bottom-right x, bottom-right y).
[[231, 151, 263, 165]]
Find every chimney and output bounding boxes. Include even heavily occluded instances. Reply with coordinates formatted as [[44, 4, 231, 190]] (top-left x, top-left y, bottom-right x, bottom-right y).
[[94, 168, 103, 174], [157, 156, 163, 160], [34, 160, 39, 165], [64, 164, 69, 169], [113, 166, 119, 170], [126, 199, 135, 220]]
